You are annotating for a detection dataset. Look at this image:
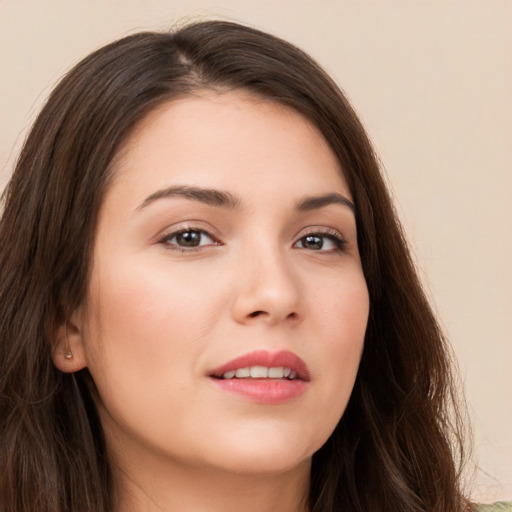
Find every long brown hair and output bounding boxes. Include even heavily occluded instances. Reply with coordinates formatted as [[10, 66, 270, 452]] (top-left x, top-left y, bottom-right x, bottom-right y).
[[0, 20, 471, 512]]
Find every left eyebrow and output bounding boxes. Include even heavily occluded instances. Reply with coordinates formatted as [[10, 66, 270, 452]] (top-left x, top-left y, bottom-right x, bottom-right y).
[[296, 193, 355, 213]]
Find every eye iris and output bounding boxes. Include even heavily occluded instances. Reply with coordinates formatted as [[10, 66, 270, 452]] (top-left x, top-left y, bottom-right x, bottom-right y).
[[176, 231, 201, 247], [303, 234, 323, 250]]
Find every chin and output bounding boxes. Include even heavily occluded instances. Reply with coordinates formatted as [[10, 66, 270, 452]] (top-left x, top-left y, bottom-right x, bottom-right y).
[[212, 448, 312, 477], [197, 424, 325, 476]]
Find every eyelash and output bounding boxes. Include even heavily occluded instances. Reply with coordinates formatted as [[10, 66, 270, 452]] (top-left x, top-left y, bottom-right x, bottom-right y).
[[158, 226, 220, 253], [158, 226, 347, 253], [294, 228, 347, 253]]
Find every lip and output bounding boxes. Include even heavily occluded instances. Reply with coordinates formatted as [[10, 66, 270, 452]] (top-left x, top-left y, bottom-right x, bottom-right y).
[[208, 350, 310, 404], [209, 350, 310, 381]]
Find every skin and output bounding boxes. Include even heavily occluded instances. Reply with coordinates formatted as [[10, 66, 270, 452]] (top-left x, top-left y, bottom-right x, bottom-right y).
[[54, 91, 369, 512]]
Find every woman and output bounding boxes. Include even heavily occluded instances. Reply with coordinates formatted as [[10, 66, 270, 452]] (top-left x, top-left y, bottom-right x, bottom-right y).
[[0, 19, 507, 512]]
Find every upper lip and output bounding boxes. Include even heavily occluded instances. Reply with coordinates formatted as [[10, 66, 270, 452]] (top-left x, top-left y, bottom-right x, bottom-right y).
[[209, 350, 310, 381]]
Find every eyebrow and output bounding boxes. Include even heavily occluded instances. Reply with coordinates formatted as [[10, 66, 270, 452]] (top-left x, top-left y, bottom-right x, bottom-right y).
[[137, 185, 241, 211], [296, 193, 355, 213], [136, 185, 355, 214]]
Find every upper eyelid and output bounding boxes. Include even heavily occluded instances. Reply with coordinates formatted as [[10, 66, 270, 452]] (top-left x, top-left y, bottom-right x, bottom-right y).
[[293, 227, 348, 251], [160, 227, 219, 244], [160, 226, 344, 238], [154, 222, 348, 245], [157, 228, 220, 253], [155, 222, 221, 242], [162, 227, 213, 238], [295, 226, 345, 239]]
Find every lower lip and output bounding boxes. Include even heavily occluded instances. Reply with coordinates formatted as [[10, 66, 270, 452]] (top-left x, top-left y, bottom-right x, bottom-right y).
[[211, 378, 308, 404]]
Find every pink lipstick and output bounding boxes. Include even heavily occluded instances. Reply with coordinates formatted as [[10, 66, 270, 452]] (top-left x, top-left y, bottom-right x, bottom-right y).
[[209, 350, 310, 404]]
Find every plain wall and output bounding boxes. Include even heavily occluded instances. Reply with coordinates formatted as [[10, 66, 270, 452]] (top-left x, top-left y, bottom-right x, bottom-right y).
[[1, 0, 510, 502]]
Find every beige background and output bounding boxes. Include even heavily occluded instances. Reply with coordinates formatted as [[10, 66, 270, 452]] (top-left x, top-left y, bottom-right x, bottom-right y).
[[1, 0, 510, 502]]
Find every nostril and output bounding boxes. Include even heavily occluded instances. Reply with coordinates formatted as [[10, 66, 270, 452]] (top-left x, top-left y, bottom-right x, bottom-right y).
[[248, 310, 298, 320]]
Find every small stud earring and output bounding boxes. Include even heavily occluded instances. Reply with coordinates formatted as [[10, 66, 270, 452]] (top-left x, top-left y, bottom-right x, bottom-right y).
[[64, 350, 73, 360]]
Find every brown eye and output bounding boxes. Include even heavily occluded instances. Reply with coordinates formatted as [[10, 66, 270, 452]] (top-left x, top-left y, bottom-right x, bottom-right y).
[[176, 230, 202, 247], [160, 229, 217, 250], [293, 231, 347, 252], [300, 235, 324, 250]]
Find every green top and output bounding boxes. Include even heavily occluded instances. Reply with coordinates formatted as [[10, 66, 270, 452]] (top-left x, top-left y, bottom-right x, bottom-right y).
[[476, 503, 512, 512]]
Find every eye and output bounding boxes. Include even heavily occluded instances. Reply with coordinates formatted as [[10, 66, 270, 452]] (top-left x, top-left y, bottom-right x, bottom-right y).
[[159, 228, 218, 251], [294, 230, 347, 252]]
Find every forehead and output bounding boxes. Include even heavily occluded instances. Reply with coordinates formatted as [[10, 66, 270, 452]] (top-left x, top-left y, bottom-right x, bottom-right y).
[[108, 90, 350, 205]]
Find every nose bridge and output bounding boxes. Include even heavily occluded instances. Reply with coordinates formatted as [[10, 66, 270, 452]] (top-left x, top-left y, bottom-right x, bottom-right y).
[[232, 235, 301, 324]]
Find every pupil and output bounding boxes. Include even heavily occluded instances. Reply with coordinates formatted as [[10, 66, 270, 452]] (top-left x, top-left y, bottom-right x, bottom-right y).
[[177, 231, 201, 247], [304, 235, 323, 250]]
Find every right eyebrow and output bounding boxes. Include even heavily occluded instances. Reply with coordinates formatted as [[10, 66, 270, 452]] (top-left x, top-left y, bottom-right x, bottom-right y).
[[135, 185, 241, 211]]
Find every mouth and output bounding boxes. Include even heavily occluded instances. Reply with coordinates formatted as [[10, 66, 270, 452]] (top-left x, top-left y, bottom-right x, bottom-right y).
[[216, 365, 300, 380], [208, 350, 310, 404], [209, 349, 310, 381]]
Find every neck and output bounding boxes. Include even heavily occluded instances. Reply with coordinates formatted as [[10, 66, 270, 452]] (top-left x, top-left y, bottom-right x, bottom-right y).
[[113, 456, 311, 512]]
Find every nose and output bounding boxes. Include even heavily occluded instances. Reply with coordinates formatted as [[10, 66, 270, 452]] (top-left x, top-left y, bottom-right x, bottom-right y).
[[231, 245, 302, 326]]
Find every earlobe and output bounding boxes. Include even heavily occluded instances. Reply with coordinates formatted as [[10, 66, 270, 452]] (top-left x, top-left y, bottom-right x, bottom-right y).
[[52, 314, 88, 373]]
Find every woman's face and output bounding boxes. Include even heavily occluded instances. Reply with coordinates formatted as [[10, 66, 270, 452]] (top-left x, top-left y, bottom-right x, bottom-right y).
[[69, 91, 369, 477]]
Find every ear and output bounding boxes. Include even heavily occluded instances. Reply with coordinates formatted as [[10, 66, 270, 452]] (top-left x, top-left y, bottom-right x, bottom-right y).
[[51, 308, 88, 373]]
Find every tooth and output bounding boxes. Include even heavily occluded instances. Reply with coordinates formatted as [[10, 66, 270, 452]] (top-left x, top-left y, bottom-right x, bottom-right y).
[[222, 370, 236, 379], [288, 370, 297, 380], [283, 368, 291, 377], [235, 367, 251, 378], [250, 366, 268, 378], [268, 367, 284, 378]]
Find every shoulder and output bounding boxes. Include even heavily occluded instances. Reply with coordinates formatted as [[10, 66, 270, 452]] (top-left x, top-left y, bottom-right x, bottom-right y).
[[475, 503, 512, 512]]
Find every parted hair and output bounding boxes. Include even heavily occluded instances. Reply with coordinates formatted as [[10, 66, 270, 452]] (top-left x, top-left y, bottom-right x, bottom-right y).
[[0, 20, 471, 512]]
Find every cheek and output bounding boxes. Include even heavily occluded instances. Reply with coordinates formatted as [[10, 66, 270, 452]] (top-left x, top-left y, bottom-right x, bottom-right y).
[[89, 254, 220, 337], [81, 257, 225, 404], [79, 256, 235, 456], [306, 270, 368, 425], [309, 265, 369, 349]]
